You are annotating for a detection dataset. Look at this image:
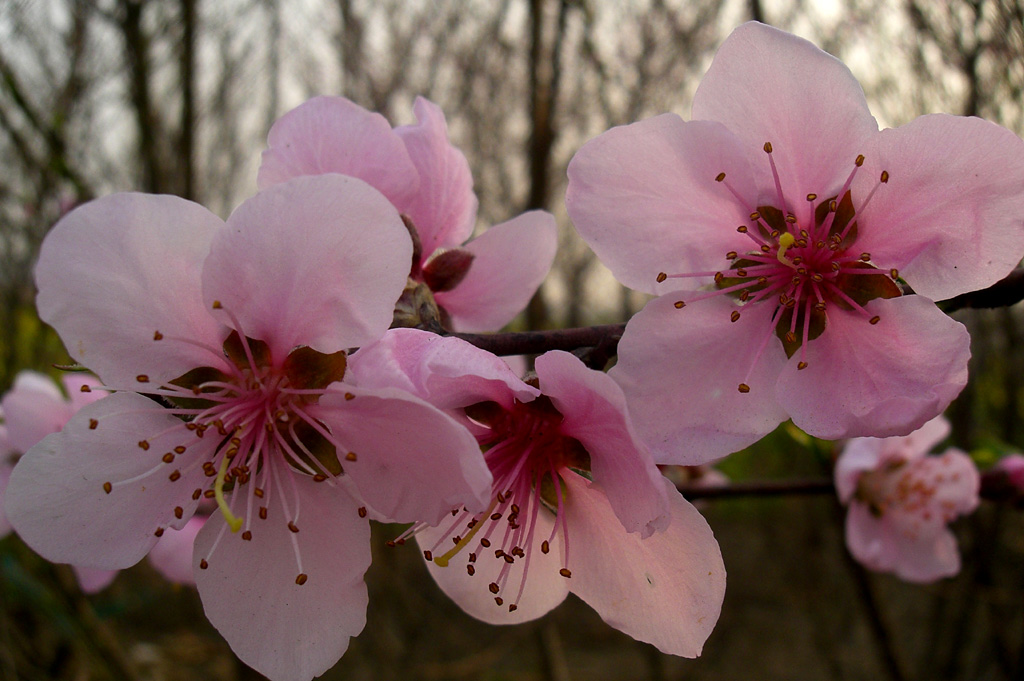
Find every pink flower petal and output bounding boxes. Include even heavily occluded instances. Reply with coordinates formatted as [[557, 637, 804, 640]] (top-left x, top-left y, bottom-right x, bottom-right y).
[[349, 328, 538, 410], [777, 296, 969, 440], [845, 501, 961, 583], [394, 97, 478, 253], [563, 474, 725, 658], [434, 210, 558, 331], [72, 565, 119, 594], [856, 114, 1024, 300], [194, 470, 370, 681], [203, 175, 411, 359], [611, 294, 790, 464], [35, 193, 226, 389], [2, 371, 72, 454], [257, 96, 421, 211], [566, 116, 757, 294], [4, 393, 214, 569], [310, 384, 491, 524], [536, 351, 668, 537], [417, 501, 569, 624], [149, 515, 205, 585], [692, 22, 878, 197]]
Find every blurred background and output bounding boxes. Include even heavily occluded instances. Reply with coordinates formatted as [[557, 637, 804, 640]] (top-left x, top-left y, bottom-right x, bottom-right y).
[[2, 0, 1024, 679]]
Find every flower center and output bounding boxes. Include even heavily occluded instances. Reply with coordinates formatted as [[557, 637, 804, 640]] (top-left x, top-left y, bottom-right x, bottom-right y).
[[397, 396, 586, 613], [658, 143, 900, 392], [95, 303, 352, 586]]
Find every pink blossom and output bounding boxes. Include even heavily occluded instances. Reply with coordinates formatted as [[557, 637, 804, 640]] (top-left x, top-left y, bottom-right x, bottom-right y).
[[835, 416, 980, 582], [566, 22, 1024, 463], [4, 176, 492, 681], [993, 453, 1024, 490], [351, 329, 726, 657], [258, 96, 558, 331]]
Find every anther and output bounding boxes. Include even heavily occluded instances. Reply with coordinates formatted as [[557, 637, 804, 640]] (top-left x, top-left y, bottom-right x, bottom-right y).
[[254, 488, 265, 498], [760, 245, 771, 253], [503, 554, 514, 564], [467, 565, 475, 576], [855, 154, 865, 167], [559, 568, 572, 578], [495, 597, 504, 606], [880, 170, 889, 183], [730, 311, 741, 323], [80, 385, 92, 393], [288, 522, 300, 533], [736, 268, 747, 277], [89, 419, 98, 430], [169, 470, 181, 482], [162, 453, 175, 464], [726, 251, 737, 259], [869, 316, 881, 325], [656, 272, 667, 283], [242, 531, 252, 541], [715, 172, 726, 182], [797, 361, 808, 370], [763, 141, 773, 153], [860, 253, 871, 262], [674, 301, 685, 309], [740, 290, 750, 301], [174, 506, 183, 519], [138, 440, 150, 450], [785, 214, 797, 223], [714, 272, 724, 283], [541, 540, 550, 554], [829, 199, 837, 212], [358, 507, 367, 518], [890, 269, 899, 280], [153, 331, 163, 341], [480, 538, 491, 548], [102, 482, 112, 494], [749, 211, 760, 221], [509, 604, 518, 612], [784, 332, 796, 344], [136, 375, 149, 383], [345, 452, 357, 462], [204, 490, 215, 499], [295, 574, 308, 585], [738, 384, 751, 394], [154, 527, 164, 537], [737, 225, 748, 234], [490, 512, 502, 521], [344, 392, 355, 401], [423, 550, 433, 561], [199, 559, 208, 569], [313, 474, 327, 482], [489, 582, 500, 594], [806, 193, 817, 202], [192, 489, 202, 500], [260, 507, 268, 520]]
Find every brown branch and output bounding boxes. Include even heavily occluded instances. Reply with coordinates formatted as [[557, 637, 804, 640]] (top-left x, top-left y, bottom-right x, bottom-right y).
[[453, 323, 625, 357], [940, 267, 1024, 312]]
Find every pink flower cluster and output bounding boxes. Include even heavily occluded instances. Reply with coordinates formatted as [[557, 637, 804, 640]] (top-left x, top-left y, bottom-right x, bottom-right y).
[[3, 19, 1021, 681]]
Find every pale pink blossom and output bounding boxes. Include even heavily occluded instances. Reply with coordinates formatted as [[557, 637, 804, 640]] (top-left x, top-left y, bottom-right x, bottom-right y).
[[994, 453, 1024, 490], [4, 175, 492, 681], [258, 96, 558, 331], [566, 22, 1024, 463], [835, 416, 980, 582], [351, 329, 726, 657]]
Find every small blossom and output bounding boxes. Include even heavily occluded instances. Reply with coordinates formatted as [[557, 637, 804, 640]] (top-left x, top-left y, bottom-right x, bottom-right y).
[[258, 95, 557, 331], [835, 416, 980, 582], [351, 329, 726, 657], [566, 22, 1024, 463], [4, 176, 491, 681], [993, 453, 1024, 491]]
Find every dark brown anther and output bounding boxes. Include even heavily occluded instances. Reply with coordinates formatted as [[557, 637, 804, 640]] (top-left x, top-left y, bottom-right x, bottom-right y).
[[890, 269, 899, 280], [174, 506, 183, 519], [467, 565, 476, 576], [344, 392, 355, 401], [855, 154, 865, 167], [503, 554, 514, 564], [559, 568, 572, 578], [102, 482, 113, 494], [489, 582, 500, 594], [510, 504, 520, 515], [345, 452, 357, 462], [153, 331, 164, 341], [541, 541, 550, 554], [199, 559, 208, 569], [288, 522, 300, 533], [749, 211, 760, 221], [738, 384, 751, 394], [726, 251, 738, 259], [761, 245, 771, 253], [495, 549, 505, 558], [313, 474, 327, 482], [860, 253, 871, 262], [784, 332, 796, 344], [136, 375, 150, 383], [295, 574, 308, 585], [714, 272, 724, 284], [730, 311, 741, 323], [452, 535, 462, 545], [204, 490, 215, 499], [656, 272, 667, 283], [469, 553, 477, 563], [163, 453, 175, 464], [736, 268, 747, 277], [254, 488, 265, 498], [715, 172, 726, 182], [242, 531, 252, 541], [480, 538, 491, 548], [806, 193, 817, 202], [467, 519, 478, 529], [786, 214, 797, 223], [423, 550, 433, 561], [829, 199, 837, 212], [797, 361, 808, 370], [212, 300, 223, 309], [880, 170, 889, 183], [358, 507, 367, 518], [259, 507, 268, 520], [737, 225, 748, 233], [88, 419, 98, 430], [169, 470, 181, 482], [509, 604, 518, 612], [674, 301, 686, 309], [138, 440, 150, 451], [869, 316, 881, 325], [740, 290, 750, 301], [495, 597, 504, 606], [154, 527, 164, 537], [385, 540, 396, 547], [192, 489, 202, 500], [763, 141, 773, 153], [80, 384, 92, 393]]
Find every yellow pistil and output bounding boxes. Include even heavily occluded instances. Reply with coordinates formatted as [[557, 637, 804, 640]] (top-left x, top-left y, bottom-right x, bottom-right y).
[[433, 497, 498, 568], [214, 454, 244, 533], [776, 232, 797, 267]]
